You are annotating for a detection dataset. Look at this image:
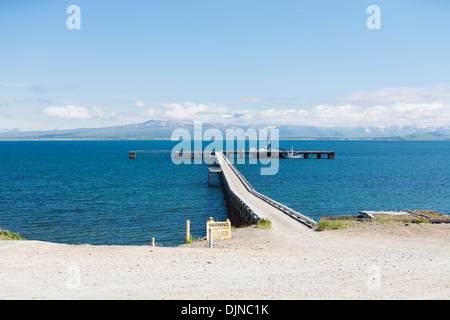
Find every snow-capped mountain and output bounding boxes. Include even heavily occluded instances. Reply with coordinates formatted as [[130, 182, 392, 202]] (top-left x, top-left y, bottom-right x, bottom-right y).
[[0, 121, 449, 139], [277, 125, 450, 139]]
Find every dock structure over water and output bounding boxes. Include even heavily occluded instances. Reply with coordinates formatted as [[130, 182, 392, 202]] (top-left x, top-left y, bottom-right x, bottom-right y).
[[128, 150, 172, 159], [212, 152, 317, 228], [129, 150, 335, 160], [128, 149, 322, 229]]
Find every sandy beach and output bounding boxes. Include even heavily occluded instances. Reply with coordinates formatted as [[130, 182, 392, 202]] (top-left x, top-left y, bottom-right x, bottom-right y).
[[1, 220, 449, 300]]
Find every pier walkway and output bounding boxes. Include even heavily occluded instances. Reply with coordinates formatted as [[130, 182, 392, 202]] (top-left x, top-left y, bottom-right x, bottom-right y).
[[129, 149, 335, 159], [213, 152, 317, 229], [128, 149, 321, 231]]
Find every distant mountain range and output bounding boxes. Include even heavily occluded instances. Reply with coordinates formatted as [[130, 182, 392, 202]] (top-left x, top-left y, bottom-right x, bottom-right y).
[[1, 120, 449, 139]]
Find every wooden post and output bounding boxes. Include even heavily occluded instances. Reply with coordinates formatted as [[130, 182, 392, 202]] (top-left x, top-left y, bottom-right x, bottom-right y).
[[186, 220, 190, 243]]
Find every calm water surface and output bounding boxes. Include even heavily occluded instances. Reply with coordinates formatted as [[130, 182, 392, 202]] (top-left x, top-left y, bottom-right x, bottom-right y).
[[0, 140, 448, 245]]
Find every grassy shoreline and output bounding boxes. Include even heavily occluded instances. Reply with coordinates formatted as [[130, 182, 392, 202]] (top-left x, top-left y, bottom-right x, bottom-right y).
[[314, 216, 431, 231], [0, 229, 26, 241]]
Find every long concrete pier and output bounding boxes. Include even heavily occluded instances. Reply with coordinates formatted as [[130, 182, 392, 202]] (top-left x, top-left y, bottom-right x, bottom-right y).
[[129, 149, 335, 159], [212, 152, 317, 229], [128, 149, 320, 229], [177, 150, 335, 160]]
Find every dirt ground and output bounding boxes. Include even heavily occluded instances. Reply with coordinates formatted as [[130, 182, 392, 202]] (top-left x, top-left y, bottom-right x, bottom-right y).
[[1, 222, 449, 300]]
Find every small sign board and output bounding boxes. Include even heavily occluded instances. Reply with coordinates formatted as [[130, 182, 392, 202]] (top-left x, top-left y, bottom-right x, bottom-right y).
[[206, 219, 231, 241]]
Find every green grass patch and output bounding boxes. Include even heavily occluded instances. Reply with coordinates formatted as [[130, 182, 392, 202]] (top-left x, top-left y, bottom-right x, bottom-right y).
[[372, 216, 408, 224], [315, 218, 356, 231], [185, 235, 200, 244], [371, 216, 429, 225], [0, 229, 26, 240], [315, 215, 431, 232], [257, 218, 272, 229], [411, 218, 430, 224]]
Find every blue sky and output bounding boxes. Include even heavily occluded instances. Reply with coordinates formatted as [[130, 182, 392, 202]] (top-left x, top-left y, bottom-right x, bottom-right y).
[[1, 0, 450, 131]]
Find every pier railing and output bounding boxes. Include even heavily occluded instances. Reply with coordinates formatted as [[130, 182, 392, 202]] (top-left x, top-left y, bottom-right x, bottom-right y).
[[128, 149, 320, 229], [218, 153, 317, 229], [217, 164, 261, 226]]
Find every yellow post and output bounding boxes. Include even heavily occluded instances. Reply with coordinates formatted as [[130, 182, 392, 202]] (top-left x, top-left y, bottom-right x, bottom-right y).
[[186, 220, 190, 243]]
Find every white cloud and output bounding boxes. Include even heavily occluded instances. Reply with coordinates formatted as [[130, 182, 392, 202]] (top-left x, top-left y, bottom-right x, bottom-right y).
[[147, 98, 450, 127], [91, 106, 117, 120], [250, 102, 450, 126], [233, 84, 450, 126], [36, 99, 449, 129], [40, 84, 450, 128], [42, 105, 93, 119], [42, 105, 116, 120], [141, 108, 161, 118], [160, 102, 227, 122]]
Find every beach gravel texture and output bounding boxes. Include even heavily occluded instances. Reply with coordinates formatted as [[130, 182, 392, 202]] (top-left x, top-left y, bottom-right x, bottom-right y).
[[1, 218, 449, 300]]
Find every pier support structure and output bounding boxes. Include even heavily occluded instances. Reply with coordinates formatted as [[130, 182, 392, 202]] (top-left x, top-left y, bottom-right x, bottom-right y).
[[214, 152, 317, 229], [127, 149, 323, 229], [218, 169, 260, 227]]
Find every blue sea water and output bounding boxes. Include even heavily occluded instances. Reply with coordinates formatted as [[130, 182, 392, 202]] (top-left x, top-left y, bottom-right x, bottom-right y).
[[238, 140, 450, 220], [0, 140, 449, 246]]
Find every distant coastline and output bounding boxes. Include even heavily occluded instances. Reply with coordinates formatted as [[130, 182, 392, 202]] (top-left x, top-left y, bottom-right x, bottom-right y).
[[1, 121, 449, 141], [1, 137, 449, 141]]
